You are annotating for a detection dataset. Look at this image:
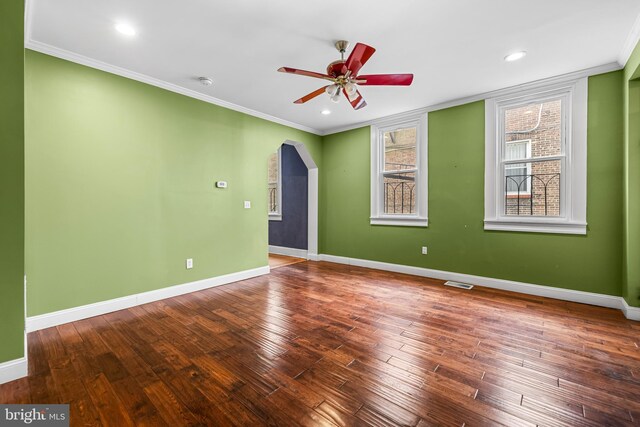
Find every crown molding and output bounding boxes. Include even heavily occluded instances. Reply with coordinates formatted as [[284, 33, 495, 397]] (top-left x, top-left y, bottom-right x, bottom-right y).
[[26, 38, 619, 138], [25, 40, 323, 136], [23, 0, 629, 138], [24, 0, 33, 41], [618, 11, 640, 67], [322, 62, 621, 136], [24, 0, 322, 137]]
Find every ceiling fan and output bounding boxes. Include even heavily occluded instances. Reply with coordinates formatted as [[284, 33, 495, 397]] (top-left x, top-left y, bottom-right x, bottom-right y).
[[278, 40, 414, 110]]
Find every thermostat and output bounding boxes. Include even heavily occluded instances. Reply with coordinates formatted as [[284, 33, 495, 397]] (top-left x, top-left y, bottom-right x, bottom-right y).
[[215, 181, 228, 188]]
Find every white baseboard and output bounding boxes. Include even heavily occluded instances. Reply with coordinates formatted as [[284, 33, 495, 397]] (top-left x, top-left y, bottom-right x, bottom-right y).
[[317, 254, 638, 321], [26, 266, 270, 332], [0, 357, 28, 385], [622, 298, 640, 321], [268, 245, 308, 259], [22, 254, 640, 334]]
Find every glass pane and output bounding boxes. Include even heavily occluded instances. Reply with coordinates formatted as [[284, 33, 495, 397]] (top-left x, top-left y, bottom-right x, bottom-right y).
[[268, 152, 278, 213], [384, 127, 416, 172], [504, 99, 562, 158], [268, 183, 278, 213], [506, 164, 528, 193], [268, 152, 278, 184], [505, 140, 529, 161], [383, 172, 416, 214], [504, 160, 561, 217]]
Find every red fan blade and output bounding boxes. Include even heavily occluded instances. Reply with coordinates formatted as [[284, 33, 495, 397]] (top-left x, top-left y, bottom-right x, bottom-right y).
[[278, 67, 334, 81], [342, 43, 376, 76], [357, 74, 414, 86], [294, 86, 329, 104], [343, 88, 367, 110]]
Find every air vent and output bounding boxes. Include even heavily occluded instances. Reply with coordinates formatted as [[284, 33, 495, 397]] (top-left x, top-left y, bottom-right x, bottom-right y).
[[444, 281, 474, 290]]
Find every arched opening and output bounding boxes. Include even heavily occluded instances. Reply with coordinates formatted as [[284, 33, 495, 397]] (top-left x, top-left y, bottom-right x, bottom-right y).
[[267, 140, 318, 265]]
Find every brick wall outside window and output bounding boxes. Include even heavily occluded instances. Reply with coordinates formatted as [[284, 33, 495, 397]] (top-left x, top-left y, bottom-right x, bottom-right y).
[[268, 151, 279, 213], [505, 100, 562, 216], [379, 102, 562, 218], [384, 127, 417, 214]]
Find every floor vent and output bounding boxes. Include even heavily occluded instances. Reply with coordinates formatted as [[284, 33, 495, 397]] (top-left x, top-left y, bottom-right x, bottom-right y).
[[444, 281, 474, 290]]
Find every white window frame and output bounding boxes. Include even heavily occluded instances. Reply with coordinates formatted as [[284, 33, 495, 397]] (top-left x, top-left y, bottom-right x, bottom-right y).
[[484, 77, 587, 235], [370, 114, 428, 227], [268, 148, 282, 221], [505, 139, 532, 195]]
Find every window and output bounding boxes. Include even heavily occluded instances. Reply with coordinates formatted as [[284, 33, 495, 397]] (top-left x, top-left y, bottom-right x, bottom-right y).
[[484, 77, 587, 234], [505, 140, 531, 195], [268, 148, 282, 221], [370, 114, 428, 227]]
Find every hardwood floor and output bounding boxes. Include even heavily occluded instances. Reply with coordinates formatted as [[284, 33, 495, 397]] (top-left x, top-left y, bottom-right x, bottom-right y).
[[269, 254, 307, 269], [2, 261, 640, 426]]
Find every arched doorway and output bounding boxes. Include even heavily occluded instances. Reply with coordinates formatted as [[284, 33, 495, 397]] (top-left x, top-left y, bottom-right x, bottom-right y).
[[267, 140, 318, 262]]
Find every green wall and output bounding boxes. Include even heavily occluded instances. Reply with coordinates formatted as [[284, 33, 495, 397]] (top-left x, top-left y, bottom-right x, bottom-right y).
[[320, 72, 624, 297], [25, 51, 322, 316], [0, 0, 25, 363], [623, 42, 640, 306], [21, 47, 636, 319]]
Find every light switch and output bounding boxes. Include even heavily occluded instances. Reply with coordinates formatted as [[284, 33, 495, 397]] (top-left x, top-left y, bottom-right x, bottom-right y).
[[244, 201, 251, 209]]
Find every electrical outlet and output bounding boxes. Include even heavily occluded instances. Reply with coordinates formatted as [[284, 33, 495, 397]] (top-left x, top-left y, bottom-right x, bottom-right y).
[[244, 201, 251, 209], [421, 246, 428, 255], [186, 258, 193, 269]]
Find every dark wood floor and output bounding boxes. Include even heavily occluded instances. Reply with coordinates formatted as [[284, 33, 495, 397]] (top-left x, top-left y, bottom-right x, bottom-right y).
[[269, 254, 307, 269], [2, 261, 640, 426]]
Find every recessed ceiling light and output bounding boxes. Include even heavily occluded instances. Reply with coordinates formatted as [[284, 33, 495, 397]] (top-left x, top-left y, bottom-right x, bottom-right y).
[[504, 51, 526, 62], [321, 109, 331, 115], [115, 22, 136, 37]]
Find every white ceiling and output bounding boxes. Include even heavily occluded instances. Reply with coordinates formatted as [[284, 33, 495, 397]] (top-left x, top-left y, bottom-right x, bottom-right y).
[[27, 0, 640, 135]]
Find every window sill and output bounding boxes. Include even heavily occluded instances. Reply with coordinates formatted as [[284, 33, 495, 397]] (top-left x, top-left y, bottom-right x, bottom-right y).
[[484, 219, 586, 235], [370, 217, 428, 228], [269, 214, 282, 222]]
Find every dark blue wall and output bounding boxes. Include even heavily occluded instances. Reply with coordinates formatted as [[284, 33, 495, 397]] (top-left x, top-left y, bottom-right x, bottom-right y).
[[269, 144, 308, 249]]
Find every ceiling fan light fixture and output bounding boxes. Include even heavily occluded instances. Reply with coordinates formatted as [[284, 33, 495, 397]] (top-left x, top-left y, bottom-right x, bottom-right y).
[[345, 82, 357, 96], [278, 41, 413, 110], [325, 84, 339, 97]]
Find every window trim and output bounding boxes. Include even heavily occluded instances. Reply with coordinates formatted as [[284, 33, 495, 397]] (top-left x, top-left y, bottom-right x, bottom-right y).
[[370, 114, 428, 227], [484, 77, 587, 235], [268, 148, 282, 221]]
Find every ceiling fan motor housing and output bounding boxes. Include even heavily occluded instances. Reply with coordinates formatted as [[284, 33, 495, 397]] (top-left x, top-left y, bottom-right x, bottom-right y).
[[277, 40, 413, 110], [327, 60, 346, 77], [335, 40, 350, 54]]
